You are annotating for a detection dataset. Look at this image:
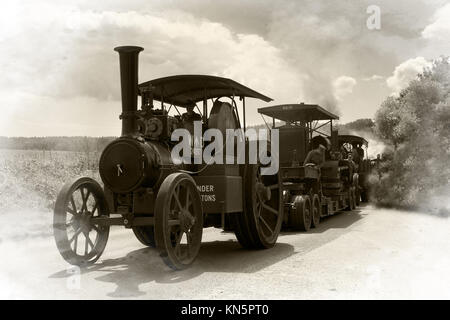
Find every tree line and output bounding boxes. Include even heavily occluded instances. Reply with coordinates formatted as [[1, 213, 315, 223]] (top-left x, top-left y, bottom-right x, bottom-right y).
[[0, 136, 116, 152]]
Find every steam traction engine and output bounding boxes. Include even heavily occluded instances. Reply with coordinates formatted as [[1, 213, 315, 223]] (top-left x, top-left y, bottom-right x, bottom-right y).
[[53, 46, 282, 270], [258, 104, 359, 231]]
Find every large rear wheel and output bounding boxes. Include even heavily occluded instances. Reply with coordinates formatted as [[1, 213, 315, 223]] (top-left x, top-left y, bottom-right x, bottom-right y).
[[53, 177, 110, 266], [154, 173, 203, 270], [231, 164, 282, 249]]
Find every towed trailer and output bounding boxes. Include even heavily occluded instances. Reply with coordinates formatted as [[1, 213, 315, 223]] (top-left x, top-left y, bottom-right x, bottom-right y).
[[258, 103, 359, 231]]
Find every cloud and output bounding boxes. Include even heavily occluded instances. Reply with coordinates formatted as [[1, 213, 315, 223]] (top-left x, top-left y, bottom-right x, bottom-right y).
[[420, 3, 450, 57], [363, 75, 384, 81], [0, 2, 305, 135], [422, 3, 450, 41], [0, 0, 448, 135], [386, 57, 432, 95], [333, 76, 357, 101]]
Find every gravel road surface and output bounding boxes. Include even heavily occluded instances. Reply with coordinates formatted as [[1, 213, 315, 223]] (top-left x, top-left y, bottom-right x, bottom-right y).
[[1, 205, 449, 299]]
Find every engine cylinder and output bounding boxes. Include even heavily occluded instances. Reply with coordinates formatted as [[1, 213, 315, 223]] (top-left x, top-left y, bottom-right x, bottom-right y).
[[99, 137, 171, 193]]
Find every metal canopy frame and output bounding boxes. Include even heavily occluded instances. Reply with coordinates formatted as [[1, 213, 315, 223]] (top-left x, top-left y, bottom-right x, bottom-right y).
[[138, 75, 272, 105], [259, 103, 338, 140], [138, 74, 273, 131], [258, 103, 339, 122]]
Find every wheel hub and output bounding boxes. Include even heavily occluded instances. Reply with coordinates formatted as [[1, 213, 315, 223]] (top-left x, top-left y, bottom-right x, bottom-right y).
[[179, 209, 195, 232], [73, 211, 93, 233]]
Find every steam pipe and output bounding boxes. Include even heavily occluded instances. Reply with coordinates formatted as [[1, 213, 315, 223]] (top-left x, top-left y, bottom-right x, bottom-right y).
[[114, 46, 144, 137]]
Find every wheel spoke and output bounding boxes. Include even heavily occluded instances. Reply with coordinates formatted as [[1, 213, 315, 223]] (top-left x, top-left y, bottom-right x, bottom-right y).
[[79, 187, 85, 205], [84, 234, 89, 255], [261, 202, 279, 216], [69, 228, 82, 244], [91, 201, 98, 216], [185, 190, 190, 210], [80, 188, 91, 213], [173, 192, 183, 210], [73, 234, 78, 253], [84, 190, 91, 205], [65, 221, 75, 229], [168, 219, 181, 226], [70, 196, 77, 213], [256, 201, 262, 217], [84, 232, 94, 250], [259, 215, 273, 234]]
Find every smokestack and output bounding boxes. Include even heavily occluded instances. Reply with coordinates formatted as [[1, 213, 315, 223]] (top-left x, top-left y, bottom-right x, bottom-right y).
[[114, 46, 144, 137]]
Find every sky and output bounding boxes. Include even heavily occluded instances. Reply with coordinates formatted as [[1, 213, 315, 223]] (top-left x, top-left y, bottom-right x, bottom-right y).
[[1, 0, 449, 136]]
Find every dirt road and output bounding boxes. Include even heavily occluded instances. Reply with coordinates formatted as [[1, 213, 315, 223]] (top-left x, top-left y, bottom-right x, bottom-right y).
[[0, 205, 449, 299]]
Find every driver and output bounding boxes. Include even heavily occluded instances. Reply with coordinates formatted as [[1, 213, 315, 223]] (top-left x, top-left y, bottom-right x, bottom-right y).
[[181, 102, 202, 150], [181, 103, 202, 122], [303, 144, 326, 167]]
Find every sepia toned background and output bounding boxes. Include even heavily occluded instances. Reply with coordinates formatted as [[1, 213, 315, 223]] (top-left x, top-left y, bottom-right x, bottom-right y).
[[1, 0, 449, 136], [0, 0, 449, 299]]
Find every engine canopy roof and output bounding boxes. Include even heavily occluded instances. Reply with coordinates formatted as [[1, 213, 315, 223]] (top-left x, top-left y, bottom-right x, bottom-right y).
[[338, 134, 368, 147], [138, 75, 272, 106], [258, 103, 339, 122]]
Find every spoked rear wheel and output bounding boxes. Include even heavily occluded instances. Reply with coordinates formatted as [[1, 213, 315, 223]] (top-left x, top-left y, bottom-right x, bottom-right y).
[[53, 177, 110, 266], [231, 164, 282, 249], [155, 173, 203, 270]]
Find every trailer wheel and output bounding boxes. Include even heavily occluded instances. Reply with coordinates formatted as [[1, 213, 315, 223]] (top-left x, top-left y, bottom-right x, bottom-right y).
[[132, 226, 156, 248], [53, 177, 110, 266], [290, 195, 312, 231], [231, 164, 282, 249], [155, 173, 203, 270], [311, 194, 321, 228]]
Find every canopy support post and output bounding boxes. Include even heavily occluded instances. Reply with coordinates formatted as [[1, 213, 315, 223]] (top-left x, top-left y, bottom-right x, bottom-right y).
[[242, 97, 246, 131], [203, 91, 207, 124]]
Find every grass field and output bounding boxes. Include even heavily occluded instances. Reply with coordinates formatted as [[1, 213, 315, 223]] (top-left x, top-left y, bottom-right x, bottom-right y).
[[0, 149, 101, 213], [0, 149, 103, 240]]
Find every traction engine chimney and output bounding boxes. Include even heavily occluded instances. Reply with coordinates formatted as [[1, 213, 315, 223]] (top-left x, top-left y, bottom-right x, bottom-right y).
[[114, 46, 144, 137]]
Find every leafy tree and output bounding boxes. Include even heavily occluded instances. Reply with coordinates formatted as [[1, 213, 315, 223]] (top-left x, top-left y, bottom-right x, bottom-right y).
[[372, 57, 450, 213]]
